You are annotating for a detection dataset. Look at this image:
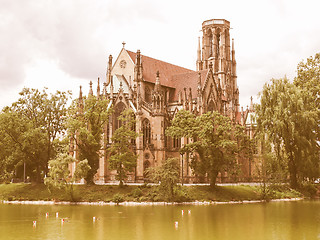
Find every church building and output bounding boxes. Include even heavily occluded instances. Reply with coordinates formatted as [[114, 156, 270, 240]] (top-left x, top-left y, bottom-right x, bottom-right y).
[[71, 19, 249, 183]]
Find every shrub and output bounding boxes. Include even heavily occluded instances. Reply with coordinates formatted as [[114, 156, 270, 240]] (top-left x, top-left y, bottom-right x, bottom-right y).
[[112, 193, 125, 204], [131, 188, 143, 198], [300, 183, 318, 198], [173, 187, 192, 202]]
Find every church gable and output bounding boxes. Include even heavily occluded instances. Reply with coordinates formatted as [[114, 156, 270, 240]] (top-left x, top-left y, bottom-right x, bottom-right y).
[[112, 48, 135, 87], [201, 70, 222, 112]]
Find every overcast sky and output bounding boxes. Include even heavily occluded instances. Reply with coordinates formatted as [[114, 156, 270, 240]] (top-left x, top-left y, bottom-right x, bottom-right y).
[[0, 0, 319, 109]]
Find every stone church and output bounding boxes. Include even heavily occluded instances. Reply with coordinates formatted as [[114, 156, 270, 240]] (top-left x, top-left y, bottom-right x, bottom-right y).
[[71, 19, 253, 183]]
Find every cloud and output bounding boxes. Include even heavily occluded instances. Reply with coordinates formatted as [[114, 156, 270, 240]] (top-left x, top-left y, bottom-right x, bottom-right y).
[[0, 0, 166, 92], [0, 0, 320, 110]]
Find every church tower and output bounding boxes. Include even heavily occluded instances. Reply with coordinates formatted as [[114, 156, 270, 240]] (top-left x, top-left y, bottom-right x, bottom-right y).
[[197, 19, 239, 116]]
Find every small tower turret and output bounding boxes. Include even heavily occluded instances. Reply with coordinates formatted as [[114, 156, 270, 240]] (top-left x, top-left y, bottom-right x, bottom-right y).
[[196, 37, 202, 71], [97, 77, 100, 98], [89, 81, 93, 96], [106, 55, 113, 86], [152, 71, 165, 114], [78, 85, 83, 113]]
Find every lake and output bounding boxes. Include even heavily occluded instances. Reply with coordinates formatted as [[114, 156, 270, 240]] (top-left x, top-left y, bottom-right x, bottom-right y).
[[0, 200, 320, 240]]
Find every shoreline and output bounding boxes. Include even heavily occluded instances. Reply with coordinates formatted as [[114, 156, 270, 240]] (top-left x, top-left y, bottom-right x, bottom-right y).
[[0, 197, 304, 206]]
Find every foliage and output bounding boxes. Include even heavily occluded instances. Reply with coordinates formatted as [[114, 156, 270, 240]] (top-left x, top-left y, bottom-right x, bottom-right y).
[[299, 182, 318, 198], [147, 158, 180, 201], [0, 88, 71, 182], [166, 110, 240, 187], [131, 188, 143, 198], [256, 77, 319, 188], [44, 153, 90, 201], [257, 184, 301, 200], [0, 183, 304, 203], [294, 53, 320, 180], [294, 53, 320, 115], [112, 193, 125, 204], [67, 94, 111, 184], [108, 109, 138, 187], [234, 125, 256, 181]]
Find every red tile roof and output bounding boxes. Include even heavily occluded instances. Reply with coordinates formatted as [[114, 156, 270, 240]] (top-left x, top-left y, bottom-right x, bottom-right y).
[[170, 70, 209, 101], [127, 50, 195, 88]]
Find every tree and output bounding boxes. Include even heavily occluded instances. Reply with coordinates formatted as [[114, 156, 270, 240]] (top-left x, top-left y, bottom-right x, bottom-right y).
[[0, 87, 71, 182], [166, 110, 238, 188], [44, 154, 90, 201], [234, 124, 256, 181], [256, 78, 319, 188], [294, 53, 320, 142], [11, 88, 71, 169], [147, 158, 180, 201], [294, 53, 320, 111], [67, 93, 111, 184], [108, 109, 138, 187], [0, 108, 47, 182]]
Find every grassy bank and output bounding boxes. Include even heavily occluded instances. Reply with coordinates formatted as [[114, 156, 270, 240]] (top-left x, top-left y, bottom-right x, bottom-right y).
[[0, 183, 304, 203]]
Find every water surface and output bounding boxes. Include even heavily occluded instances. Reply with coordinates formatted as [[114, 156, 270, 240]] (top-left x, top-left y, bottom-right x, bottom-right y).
[[0, 201, 320, 240]]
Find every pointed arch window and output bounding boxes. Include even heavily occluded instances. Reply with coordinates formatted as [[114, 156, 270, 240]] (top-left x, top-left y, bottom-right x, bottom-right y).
[[208, 29, 213, 57], [207, 100, 214, 112], [142, 118, 151, 147], [145, 86, 151, 103], [114, 102, 126, 130]]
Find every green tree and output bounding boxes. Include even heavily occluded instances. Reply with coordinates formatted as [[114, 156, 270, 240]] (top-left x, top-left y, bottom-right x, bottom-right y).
[[294, 53, 320, 112], [294, 53, 320, 144], [166, 110, 238, 188], [256, 78, 319, 188], [44, 154, 90, 201], [0, 88, 71, 182], [234, 124, 256, 181], [108, 109, 138, 187], [147, 158, 180, 201], [0, 108, 47, 182], [11, 88, 71, 169], [67, 94, 111, 184]]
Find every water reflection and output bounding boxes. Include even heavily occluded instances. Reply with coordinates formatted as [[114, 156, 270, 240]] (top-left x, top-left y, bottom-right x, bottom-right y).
[[0, 201, 320, 240]]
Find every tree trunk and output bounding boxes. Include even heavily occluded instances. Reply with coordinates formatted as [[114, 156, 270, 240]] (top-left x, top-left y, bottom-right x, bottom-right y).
[[209, 170, 219, 188], [288, 154, 298, 189], [85, 170, 96, 185], [36, 164, 41, 183]]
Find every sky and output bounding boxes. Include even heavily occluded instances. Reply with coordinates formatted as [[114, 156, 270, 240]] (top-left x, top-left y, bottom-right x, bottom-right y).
[[0, 0, 319, 109]]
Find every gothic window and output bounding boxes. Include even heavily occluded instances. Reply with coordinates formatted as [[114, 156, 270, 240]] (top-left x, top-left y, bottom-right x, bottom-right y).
[[164, 120, 168, 148], [173, 137, 181, 149], [131, 112, 136, 146], [145, 86, 151, 103], [143, 160, 151, 179], [114, 102, 126, 130], [207, 100, 214, 112], [208, 29, 213, 57], [157, 96, 160, 109], [215, 28, 221, 58], [142, 118, 151, 147]]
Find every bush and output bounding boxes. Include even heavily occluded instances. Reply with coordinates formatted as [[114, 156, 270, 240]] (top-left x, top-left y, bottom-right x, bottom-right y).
[[131, 188, 143, 198], [300, 183, 318, 198], [112, 193, 125, 204], [173, 187, 192, 202]]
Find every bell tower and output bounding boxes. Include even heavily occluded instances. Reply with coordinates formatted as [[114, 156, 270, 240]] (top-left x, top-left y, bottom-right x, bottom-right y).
[[197, 18, 239, 116]]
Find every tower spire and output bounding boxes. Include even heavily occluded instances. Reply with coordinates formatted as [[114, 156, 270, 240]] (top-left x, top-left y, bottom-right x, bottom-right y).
[[249, 96, 254, 112], [97, 77, 100, 97], [89, 81, 93, 95], [155, 70, 160, 91], [196, 36, 202, 71], [232, 38, 236, 63], [78, 85, 83, 113], [106, 55, 113, 86]]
